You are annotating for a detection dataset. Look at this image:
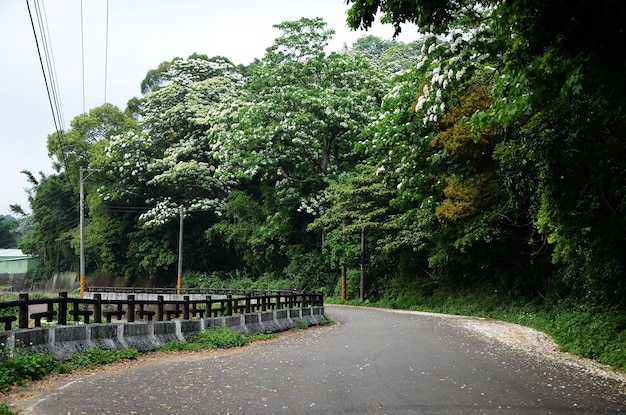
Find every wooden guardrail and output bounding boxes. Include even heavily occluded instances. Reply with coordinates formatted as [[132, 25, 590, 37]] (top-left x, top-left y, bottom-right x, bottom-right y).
[[0, 289, 324, 331]]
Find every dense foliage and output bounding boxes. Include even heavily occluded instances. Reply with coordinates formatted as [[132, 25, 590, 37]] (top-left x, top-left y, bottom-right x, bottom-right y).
[[10, 5, 625, 316], [0, 217, 17, 249]]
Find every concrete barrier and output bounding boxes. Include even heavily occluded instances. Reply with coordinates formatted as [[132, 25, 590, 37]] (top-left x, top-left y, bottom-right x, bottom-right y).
[[0, 306, 325, 360]]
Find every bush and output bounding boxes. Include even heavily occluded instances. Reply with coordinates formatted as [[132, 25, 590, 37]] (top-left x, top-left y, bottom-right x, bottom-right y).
[[0, 348, 58, 391], [0, 402, 13, 415], [182, 271, 304, 291], [191, 327, 247, 349], [158, 327, 276, 352], [61, 346, 139, 371]]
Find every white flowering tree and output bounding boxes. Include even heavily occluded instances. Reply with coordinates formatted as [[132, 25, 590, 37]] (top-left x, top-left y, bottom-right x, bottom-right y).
[[208, 17, 388, 284], [95, 56, 244, 279], [349, 35, 424, 75], [217, 18, 386, 215]]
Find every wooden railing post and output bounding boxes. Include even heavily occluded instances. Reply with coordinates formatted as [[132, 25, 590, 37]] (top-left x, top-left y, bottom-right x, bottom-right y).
[[71, 301, 80, 322], [157, 295, 164, 321], [94, 293, 102, 323], [46, 301, 55, 322], [183, 296, 190, 320], [205, 295, 212, 318], [58, 292, 68, 325], [127, 295, 135, 322], [261, 294, 267, 312], [226, 295, 233, 316], [245, 296, 251, 314], [18, 293, 29, 329]]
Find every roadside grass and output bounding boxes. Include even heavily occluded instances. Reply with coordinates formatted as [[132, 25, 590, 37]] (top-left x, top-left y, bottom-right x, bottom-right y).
[[58, 346, 140, 373], [327, 291, 626, 370], [158, 326, 277, 352], [0, 348, 58, 391]]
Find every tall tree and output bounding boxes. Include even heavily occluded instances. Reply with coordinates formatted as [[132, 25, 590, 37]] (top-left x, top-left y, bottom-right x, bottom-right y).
[[0, 217, 17, 249], [310, 164, 397, 300], [98, 56, 244, 281], [212, 17, 388, 284], [17, 171, 78, 277], [22, 104, 137, 280]]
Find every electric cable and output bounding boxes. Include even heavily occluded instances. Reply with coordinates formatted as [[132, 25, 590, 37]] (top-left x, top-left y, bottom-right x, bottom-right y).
[[26, 0, 71, 179], [25, 0, 62, 141], [34, 0, 65, 130]]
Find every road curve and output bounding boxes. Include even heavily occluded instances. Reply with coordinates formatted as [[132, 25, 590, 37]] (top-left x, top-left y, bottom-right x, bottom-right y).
[[10, 305, 625, 414]]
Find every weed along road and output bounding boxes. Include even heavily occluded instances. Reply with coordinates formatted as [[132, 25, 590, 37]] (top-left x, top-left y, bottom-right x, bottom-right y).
[[11, 305, 625, 414]]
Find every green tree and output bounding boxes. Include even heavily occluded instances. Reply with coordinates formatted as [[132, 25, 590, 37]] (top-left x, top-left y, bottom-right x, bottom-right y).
[[346, 0, 626, 305], [47, 103, 137, 179], [212, 17, 388, 285], [21, 104, 137, 282], [350, 35, 424, 74], [311, 164, 397, 299], [98, 57, 244, 281], [0, 217, 17, 249], [18, 171, 78, 277]]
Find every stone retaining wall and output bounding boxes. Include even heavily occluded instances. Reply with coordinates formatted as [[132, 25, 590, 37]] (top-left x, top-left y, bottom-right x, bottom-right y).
[[0, 306, 325, 360]]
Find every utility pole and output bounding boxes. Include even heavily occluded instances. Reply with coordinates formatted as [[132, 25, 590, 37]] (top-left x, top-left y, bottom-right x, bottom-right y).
[[79, 167, 101, 297], [341, 219, 346, 300], [177, 207, 184, 295], [360, 227, 365, 302]]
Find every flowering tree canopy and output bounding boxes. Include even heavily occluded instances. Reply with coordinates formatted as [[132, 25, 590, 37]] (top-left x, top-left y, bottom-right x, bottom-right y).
[[101, 57, 243, 227], [216, 17, 387, 217]]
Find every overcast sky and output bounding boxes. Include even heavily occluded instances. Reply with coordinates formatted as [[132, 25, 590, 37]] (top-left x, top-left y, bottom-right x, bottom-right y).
[[0, 0, 419, 216]]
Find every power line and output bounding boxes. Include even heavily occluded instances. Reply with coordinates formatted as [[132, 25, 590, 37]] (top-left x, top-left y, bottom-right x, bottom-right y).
[[35, 0, 65, 130], [26, 0, 69, 175], [26, 0, 61, 137]]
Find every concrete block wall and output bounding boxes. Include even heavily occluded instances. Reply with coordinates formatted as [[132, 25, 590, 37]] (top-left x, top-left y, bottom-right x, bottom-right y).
[[0, 306, 325, 360]]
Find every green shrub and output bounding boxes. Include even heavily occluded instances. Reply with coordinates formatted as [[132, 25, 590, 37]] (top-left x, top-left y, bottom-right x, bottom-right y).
[[294, 319, 309, 330], [0, 402, 14, 415], [0, 294, 18, 319], [190, 327, 247, 349], [246, 333, 276, 342], [158, 327, 276, 352], [62, 346, 139, 371], [0, 349, 58, 391]]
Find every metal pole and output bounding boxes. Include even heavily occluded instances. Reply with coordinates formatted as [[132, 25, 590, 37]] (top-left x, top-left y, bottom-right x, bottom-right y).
[[341, 219, 346, 300], [177, 207, 183, 295], [360, 227, 365, 302], [79, 168, 86, 296]]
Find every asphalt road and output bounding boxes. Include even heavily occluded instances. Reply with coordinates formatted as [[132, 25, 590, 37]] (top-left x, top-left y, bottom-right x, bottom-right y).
[[12, 305, 625, 414]]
